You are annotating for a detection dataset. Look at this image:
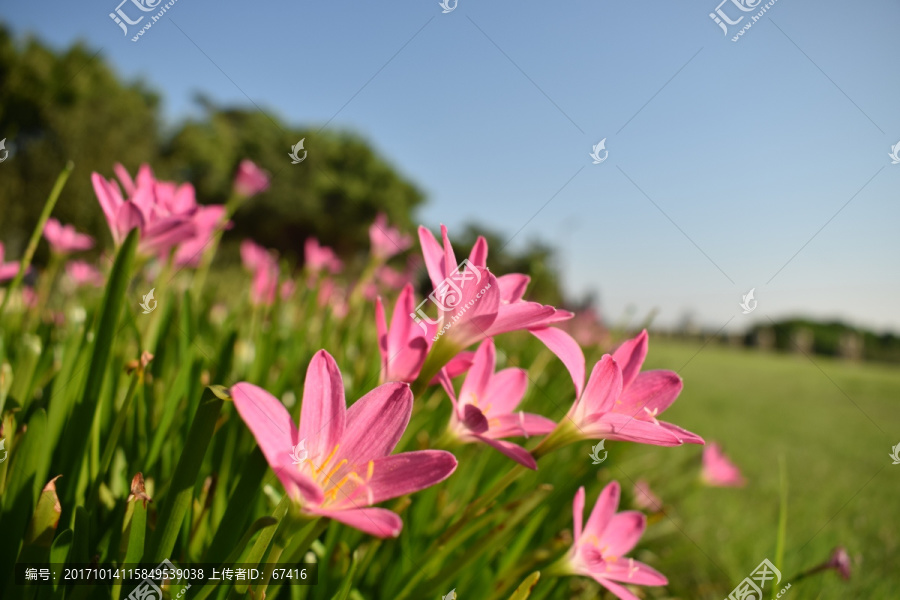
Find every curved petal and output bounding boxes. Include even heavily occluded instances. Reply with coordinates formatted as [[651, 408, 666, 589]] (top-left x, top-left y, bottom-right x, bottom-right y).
[[298, 350, 346, 460], [114, 202, 144, 246], [582, 481, 620, 541], [581, 355, 622, 417], [615, 370, 682, 417], [582, 413, 683, 447], [462, 404, 489, 434], [497, 273, 530, 304], [91, 173, 124, 225], [591, 577, 641, 600], [472, 435, 537, 470], [660, 422, 704, 445], [308, 506, 403, 538], [482, 368, 528, 415], [486, 302, 557, 338], [612, 330, 648, 389], [602, 559, 668, 586], [468, 235, 489, 268], [366, 450, 458, 503], [230, 382, 323, 504], [573, 486, 586, 545], [597, 511, 646, 557], [439, 270, 501, 349], [529, 327, 585, 398], [487, 412, 555, 438], [341, 383, 412, 463], [459, 339, 496, 407]]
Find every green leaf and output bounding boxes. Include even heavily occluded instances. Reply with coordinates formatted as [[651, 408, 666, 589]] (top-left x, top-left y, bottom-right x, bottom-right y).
[[204, 446, 267, 563], [147, 386, 224, 562], [0, 409, 47, 588], [329, 549, 360, 600], [508, 572, 541, 600], [19, 475, 63, 564], [59, 228, 138, 512]]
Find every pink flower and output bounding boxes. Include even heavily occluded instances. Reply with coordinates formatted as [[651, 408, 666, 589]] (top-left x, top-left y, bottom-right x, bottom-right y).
[[561, 330, 704, 447], [826, 547, 852, 580], [230, 350, 457, 538], [375, 264, 410, 290], [417, 225, 584, 390], [240, 240, 279, 306], [566, 482, 668, 599], [43, 218, 94, 253], [369, 213, 412, 260], [304, 238, 342, 274], [92, 164, 227, 261], [66, 261, 104, 287], [701, 442, 745, 487], [375, 283, 430, 383], [0, 242, 26, 282], [233, 159, 270, 197], [439, 339, 555, 469], [632, 480, 662, 512]]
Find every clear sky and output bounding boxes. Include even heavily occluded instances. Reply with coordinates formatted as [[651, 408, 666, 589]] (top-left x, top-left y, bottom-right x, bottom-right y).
[[2, 0, 899, 333]]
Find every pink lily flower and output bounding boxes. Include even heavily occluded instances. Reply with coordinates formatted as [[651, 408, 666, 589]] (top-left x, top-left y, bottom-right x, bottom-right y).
[[417, 225, 584, 395], [240, 240, 279, 306], [304, 238, 342, 274], [230, 350, 457, 538], [65, 260, 104, 288], [172, 205, 229, 267], [233, 159, 270, 197], [0, 242, 27, 282], [369, 213, 412, 260], [439, 339, 555, 469], [559, 330, 704, 447], [43, 218, 94, 253], [375, 283, 431, 383], [564, 482, 668, 600], [632, 479, 663, 512], [701, 442, 745, 487]]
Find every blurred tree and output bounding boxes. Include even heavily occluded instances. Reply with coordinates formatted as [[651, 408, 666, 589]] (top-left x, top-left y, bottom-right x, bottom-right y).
[[0, 25, 160, 256], [158, 100, 425, 260]]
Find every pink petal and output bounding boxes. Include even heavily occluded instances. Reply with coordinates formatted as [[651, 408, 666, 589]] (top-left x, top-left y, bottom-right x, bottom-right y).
[[497, 273, 531, 304], [615, 370, 682, 417], [340, 383, 412, 463], [592, 577, 642, 600], [581, 356, 622, 416], [114, 202, 145, 245], [472, 435, 537, 470], [582, 481, 620, 541], [430, 352, 475, 384], [382, 284, 430, 382], [529, 327, 585, 398], [113, 163, 136, 196], [308, 506, 403, 538], [582, 413, 683, 447], [366, 450, 458, 503], [230, 383, 323, 504], [660, 422, 704, 445], [459, 340, 496, 407], [487, 412, 556, 438], [417, 225, 449, 289], [602, 560, 668, 586], [573, 486, 586, 545], [298, 350, 346, 461], [597, 511, 646, 557], [486, 302, 557, 338], [439, 270, 501, 348], [468, 236, 488, 268], [612, 330, 649, 389], [91, 173, 124, 226], [482, 368, 528, 415], [462, 404, 489, 434]]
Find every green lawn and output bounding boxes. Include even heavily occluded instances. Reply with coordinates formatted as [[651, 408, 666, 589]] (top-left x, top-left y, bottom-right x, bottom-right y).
[[611, 339, 900, 599]]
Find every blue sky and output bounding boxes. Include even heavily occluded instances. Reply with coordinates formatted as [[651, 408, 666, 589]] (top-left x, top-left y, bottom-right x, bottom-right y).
[[3, 0, 899, 333]]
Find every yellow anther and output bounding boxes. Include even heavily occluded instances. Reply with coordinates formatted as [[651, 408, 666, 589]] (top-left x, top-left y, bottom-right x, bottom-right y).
[[315, 444, 341, 475], [325, 458, 348, 481]]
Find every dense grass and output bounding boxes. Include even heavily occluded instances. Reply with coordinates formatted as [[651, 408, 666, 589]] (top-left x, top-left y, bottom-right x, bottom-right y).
[[613, 339, 900, 599]]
